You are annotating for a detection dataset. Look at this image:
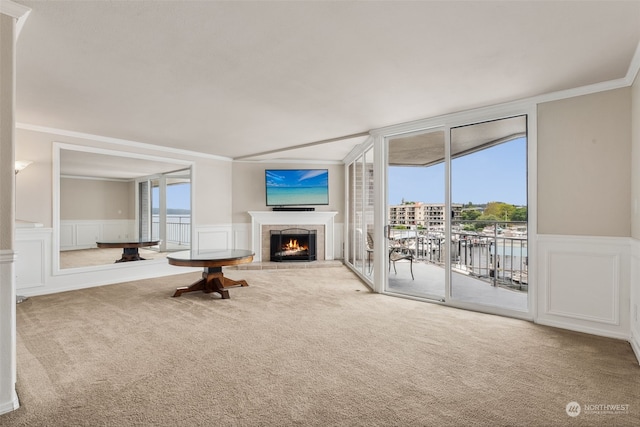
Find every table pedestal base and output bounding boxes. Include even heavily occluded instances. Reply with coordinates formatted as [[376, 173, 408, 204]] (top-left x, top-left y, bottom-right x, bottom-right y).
[[173, 267, 248, 298], [115, 248, 145, 263]]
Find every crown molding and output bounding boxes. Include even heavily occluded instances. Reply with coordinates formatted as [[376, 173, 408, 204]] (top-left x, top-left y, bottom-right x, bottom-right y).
[[235, 158, 344, 165], [0, 0, 31, 37], [626, 40, 640, 86], [16, 122, 233, 162]]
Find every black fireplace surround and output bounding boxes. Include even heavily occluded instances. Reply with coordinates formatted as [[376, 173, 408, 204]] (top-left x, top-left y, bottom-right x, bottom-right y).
[[270, 228, 317, 262]]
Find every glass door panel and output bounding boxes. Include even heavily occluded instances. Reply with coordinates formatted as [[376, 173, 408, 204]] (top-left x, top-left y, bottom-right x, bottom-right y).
[[344, 144, 375, 284], [352, 154, 365, 275], [449, 116, 528, 311], [347, 162, 356, 267], [138, 168, 192, 253], [165, 169, 191, 251], [386, 129, 446, 300], [362, 147, 374, 280], [150, 178, 161, 243]]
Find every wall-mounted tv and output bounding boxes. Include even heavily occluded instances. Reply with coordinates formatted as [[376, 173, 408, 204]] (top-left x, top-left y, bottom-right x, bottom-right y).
[[265, 169, 329, 206]]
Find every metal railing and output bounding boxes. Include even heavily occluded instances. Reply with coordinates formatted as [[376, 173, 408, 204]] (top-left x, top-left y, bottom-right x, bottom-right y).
[[151, 216, 191, 245], [388, 220, 528, 291]]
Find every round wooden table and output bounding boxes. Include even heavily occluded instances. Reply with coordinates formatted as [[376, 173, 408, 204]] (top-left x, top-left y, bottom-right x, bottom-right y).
[[96, 239, 161, 262], [167, 249, 254, 299]]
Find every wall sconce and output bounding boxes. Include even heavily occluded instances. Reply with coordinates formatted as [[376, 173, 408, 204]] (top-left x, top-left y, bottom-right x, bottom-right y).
[[14, 160, 32, 175]]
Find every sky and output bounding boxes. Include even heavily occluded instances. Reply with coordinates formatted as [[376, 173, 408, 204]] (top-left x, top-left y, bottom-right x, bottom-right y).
[[388, 137, 527, 206], [152, 183, 191, 210]]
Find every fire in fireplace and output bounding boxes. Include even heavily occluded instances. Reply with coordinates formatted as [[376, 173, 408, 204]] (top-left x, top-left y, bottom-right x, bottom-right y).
[[270, 228, 317, 262]]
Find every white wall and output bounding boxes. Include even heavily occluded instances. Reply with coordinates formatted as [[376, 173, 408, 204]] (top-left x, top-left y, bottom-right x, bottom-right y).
[[60, 178, 134, 220], [536, 88, 633, 341], [537, 88, 631, 237]]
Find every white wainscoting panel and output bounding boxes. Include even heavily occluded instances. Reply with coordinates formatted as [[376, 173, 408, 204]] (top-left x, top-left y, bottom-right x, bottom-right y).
[[76, 224, 101, 247], [60, 220, 135, 250], [233, 223, 251, 252], [547, 252, 618, 324], [195, 224, 233, 251], [537, 234, 630, 340], [15, 228, 51, 291], [630, 238, 640, 364], [334, 222, 344, 260], [59, 223, 74, 248]]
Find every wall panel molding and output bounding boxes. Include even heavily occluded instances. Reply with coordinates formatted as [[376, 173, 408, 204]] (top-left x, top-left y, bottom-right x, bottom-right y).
[[546, 251, 619, 324], [15, 228, 50, 290], [537, 234, 630, 340], [194, 224, 233, 251], [59, 219, 134, 250], [630, 238, 640, 364]]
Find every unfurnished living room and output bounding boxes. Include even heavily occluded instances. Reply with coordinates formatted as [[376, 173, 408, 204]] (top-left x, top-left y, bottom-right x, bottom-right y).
[[1, 1, 640, 426]]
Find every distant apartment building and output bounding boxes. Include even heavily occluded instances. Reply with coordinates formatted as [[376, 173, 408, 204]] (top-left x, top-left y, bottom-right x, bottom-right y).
[[388, 203, 463, 228]]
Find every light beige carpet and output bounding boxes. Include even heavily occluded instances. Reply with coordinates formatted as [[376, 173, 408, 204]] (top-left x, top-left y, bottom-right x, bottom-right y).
[[2, 267, 639, 426]]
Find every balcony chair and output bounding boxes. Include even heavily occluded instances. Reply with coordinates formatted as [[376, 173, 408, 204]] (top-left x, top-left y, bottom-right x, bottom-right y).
[[389, 241, 414, 280], [366, 232, 374, 274]]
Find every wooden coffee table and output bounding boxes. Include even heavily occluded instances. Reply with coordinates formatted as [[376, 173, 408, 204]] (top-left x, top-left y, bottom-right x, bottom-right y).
[[167, 249, 254, 299], [96, 239, 161, 262]]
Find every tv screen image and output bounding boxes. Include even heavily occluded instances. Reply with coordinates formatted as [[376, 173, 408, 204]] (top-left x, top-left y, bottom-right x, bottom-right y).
[[265, 169, 329, 206]]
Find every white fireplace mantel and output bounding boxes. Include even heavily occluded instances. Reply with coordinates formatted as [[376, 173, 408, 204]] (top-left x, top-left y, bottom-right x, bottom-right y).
[[248, 211, 338, 262]]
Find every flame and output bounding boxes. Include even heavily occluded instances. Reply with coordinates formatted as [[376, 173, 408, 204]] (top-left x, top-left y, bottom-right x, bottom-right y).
[[283, 238, 307, 251]]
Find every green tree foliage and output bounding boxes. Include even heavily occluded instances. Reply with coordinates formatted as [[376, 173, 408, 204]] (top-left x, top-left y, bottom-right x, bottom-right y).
[[484, 202, 516, 220], [475, 213, 500, 230], [512, 206, 527, 221], [461, 209, 481, 221]]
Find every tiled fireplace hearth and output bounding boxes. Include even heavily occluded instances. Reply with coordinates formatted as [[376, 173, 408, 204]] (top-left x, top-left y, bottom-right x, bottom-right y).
[[248, 211, 338, 263]]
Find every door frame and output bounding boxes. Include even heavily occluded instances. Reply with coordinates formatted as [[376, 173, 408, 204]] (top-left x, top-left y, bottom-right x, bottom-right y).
[[366, 101, 537, 321]]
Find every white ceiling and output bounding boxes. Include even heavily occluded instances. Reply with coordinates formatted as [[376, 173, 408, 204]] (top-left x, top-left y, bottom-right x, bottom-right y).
[[59, 148, 190, 179], [15, 1, 640, 162]]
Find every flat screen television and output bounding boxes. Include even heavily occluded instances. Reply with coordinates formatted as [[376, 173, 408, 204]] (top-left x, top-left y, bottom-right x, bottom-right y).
[[265, 169, 329, 206]]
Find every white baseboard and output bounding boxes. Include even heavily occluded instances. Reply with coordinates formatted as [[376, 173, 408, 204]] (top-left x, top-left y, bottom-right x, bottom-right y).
[[536, 318, 631, 341], [631, 329, 640, 365], [0, 390, 19, 415]]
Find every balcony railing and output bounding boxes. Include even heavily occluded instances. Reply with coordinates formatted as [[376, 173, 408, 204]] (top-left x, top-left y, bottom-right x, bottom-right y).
[[388, 220, 527, 291], [151, 215, 191, 246]]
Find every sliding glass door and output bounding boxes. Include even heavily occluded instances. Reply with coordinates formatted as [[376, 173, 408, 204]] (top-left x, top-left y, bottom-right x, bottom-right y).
[[345, 143, 375, 285], [386, 129, 446, 301], [381, 115, 529, 313], [138, 168, 192, 253], [344, 109, 532, 318], [449, 116, 528, 312]]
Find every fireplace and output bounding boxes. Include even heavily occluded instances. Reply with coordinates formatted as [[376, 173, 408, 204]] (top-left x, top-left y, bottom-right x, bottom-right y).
[[270, 228, 317, 262]]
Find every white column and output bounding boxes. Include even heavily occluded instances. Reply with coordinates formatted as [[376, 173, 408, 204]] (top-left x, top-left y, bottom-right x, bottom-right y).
[[0, 1, 30, 415]]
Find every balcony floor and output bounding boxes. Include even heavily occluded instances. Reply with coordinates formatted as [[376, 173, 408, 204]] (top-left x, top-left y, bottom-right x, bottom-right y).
[[381, 260, 528, 312]]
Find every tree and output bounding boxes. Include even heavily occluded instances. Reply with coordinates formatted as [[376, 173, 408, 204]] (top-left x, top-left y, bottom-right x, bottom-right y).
[[474, 214, 500, 230], [484, 202, 516, 221], [461, 209, 481, 221], [512, 206, 527, 221]]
